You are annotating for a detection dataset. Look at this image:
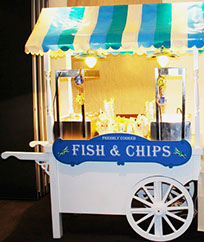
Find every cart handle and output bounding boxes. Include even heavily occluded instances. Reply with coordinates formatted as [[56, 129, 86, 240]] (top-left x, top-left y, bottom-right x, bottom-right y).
[[1, 151, 49, 161]]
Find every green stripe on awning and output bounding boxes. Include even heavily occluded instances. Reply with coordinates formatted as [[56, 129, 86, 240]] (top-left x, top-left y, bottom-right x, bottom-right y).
[[58, 7, 85, 51], [154, 3, 172, 48], [105, 5, 128, 49]]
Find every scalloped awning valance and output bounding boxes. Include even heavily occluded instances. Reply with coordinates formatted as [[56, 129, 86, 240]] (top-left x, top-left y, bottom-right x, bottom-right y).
[[25, 2, 204, 57]]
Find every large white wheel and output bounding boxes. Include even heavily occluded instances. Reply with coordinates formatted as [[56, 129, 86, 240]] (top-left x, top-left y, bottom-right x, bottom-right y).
[[126, 176, 194, 241]]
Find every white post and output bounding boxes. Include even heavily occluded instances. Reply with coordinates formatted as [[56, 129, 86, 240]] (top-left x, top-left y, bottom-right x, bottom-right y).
[[193, 47, 200, 148], [66, 52, 74, 115], [44, 52, 63, 238], [48, 151, 63, 238], [44, 52, 54, 143]]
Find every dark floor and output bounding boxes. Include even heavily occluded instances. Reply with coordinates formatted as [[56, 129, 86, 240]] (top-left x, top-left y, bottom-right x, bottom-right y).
[[1, 194, 204, 242]]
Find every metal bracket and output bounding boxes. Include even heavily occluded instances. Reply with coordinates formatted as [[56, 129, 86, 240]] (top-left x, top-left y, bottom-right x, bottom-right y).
[[35, 160, 49, 175], [155, 67, 186, 140]]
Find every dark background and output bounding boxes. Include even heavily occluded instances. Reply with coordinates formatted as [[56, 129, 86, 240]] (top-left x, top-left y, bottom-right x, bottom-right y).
[[0, 1, 38, 199]]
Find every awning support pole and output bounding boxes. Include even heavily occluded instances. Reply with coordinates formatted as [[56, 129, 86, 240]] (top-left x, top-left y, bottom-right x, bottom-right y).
[[44, 52, 54, 142], [193, 47, 200, 148], [44, 51, 63, 238]]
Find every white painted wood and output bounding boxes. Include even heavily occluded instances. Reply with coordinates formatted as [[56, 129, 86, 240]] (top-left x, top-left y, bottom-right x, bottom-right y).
[[2, 144, 202, 238], [44, 51, 51, 72], [1, 151, 49, 161], [54, 150, 201, 215], [44, 52, 54, 142], [1, 143, 63, 238], [126, 176, 194, 241], [193, 47, 199, 70], [49, 153, 63, 238], [29, 141, 49, 148], [193, 47, 201, 148]]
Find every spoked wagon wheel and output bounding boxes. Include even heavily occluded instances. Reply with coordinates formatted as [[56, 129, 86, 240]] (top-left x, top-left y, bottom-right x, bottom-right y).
[[126, 176, 194, 241]]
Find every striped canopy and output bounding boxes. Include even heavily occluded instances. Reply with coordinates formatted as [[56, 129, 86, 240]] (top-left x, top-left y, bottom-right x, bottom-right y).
[[25, 2, 204, 56]]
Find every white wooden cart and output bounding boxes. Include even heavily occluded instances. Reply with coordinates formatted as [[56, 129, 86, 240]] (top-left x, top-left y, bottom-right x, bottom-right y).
[[2, 3, 204, 241]]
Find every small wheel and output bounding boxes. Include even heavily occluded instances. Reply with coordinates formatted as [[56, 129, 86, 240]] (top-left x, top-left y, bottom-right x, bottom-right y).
[[126, 176, 194, 241]]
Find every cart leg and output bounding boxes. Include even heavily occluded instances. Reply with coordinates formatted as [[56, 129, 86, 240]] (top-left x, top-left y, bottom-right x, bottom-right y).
[[51, 207, 63, 238], [49, 154, 63, 238]]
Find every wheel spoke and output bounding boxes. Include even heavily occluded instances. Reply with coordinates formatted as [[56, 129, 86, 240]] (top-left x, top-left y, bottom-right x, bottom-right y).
[[135, 212, 153, 225], [133, 195, 152, 207], [166, 193, 184, 206], [154, 181, 162, 201], [163, 215, 177, 232], [154, 216, 163, 236], [131, 208, 152, 214], [166, 211, 186, 223], [169, 194, 178, 207], [143, 185, 155, 203], [146, 215, 156, 233], [167, 206, 189, 211], [162, 184, 173, 203], [171, 188, 180, 196]]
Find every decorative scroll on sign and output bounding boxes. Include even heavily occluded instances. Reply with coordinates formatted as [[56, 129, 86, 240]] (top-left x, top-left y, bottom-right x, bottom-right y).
[[53, 133, 192, 168]]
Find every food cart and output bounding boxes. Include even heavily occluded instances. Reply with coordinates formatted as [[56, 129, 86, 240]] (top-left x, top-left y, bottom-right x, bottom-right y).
[[1, 2, 204, 241]]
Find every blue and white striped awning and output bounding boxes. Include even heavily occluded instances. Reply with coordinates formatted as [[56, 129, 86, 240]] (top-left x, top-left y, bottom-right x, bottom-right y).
[[25, 2, 204, 56]]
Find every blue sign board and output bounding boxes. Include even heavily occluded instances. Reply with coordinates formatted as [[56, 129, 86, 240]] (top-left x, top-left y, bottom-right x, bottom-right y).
[[52, 133, 192, 168]]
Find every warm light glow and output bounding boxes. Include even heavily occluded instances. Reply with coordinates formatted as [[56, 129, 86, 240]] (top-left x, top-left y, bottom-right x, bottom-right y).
[[156, 55, 169, 67], [85, 56, 97, 68]]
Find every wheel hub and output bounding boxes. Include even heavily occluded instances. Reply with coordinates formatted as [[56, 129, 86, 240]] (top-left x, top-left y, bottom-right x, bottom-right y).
[[152, 202, 166, 216]]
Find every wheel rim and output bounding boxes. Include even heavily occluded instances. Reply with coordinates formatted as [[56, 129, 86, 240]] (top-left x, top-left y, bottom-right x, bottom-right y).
[[126, 176, 194, 241]]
